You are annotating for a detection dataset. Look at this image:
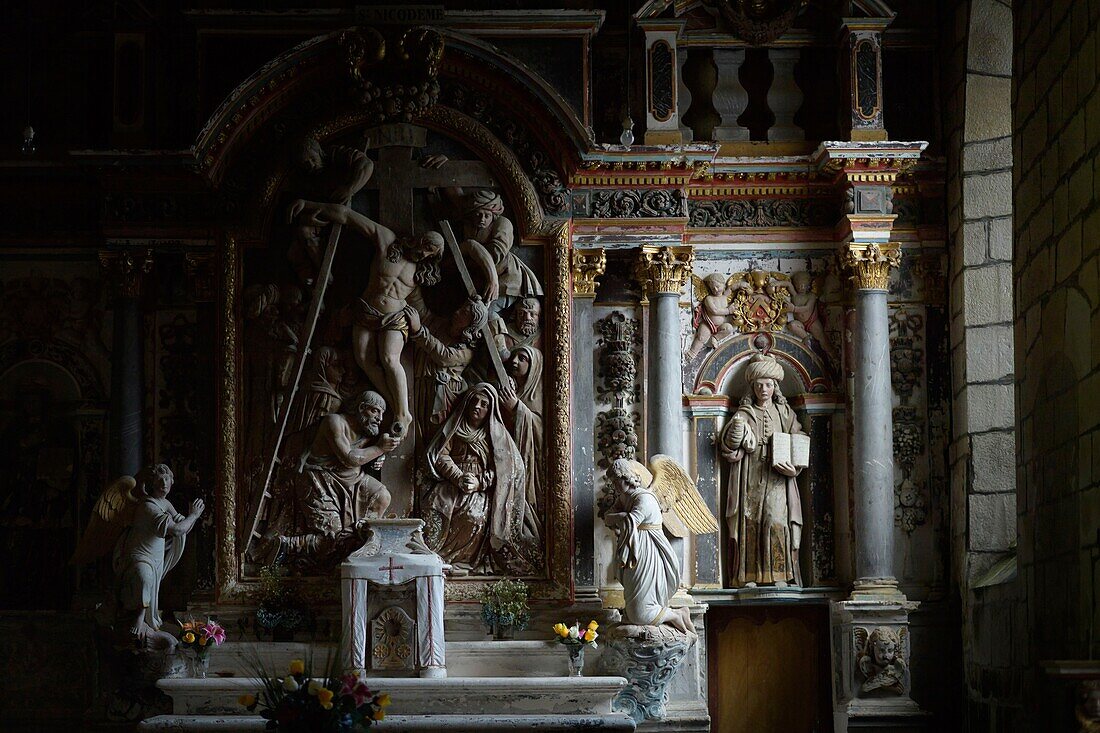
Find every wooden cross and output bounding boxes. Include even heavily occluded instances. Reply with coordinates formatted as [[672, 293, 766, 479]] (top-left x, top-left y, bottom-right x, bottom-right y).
[[362, 124, 496, 236], [378, 557, 405, 584]]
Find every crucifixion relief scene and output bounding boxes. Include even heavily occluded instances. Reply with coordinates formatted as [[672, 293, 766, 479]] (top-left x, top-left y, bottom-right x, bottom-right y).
[[0, 1, 1095, 732]]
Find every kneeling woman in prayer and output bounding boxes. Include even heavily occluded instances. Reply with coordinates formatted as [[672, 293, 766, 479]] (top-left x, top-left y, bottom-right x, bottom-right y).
[[423, 383, 542, 575]]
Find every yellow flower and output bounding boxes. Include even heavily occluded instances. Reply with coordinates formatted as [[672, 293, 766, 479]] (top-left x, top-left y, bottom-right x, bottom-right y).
[[372, 709, 386, 721], [182, 631, 196, 644], [377, 693, 391, 708], [317, 688, 334, 709], [583, 629, 595, 642], [198, 636, 208, 646], [237, 694, 256, 707], [288, 659, 305, 675], [307, 680, 323, 696], [588, 620, 599, 631]]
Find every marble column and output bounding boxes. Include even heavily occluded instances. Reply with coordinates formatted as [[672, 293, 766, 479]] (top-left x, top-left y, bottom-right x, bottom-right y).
[[571, 247, 606, 605], [637, 246, 693, 460], [100, 249, 152, 476], [843, 241, 902, 597]]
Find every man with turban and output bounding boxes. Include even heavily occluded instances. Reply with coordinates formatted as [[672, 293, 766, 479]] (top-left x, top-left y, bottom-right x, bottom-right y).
[[457, 189, 543, 318], [718, 352, 805, 588]]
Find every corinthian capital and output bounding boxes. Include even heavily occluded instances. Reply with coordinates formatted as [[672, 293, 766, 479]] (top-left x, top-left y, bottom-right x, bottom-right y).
[[841, 242, 901, 291], [99, 249, 154, 299], [636, 245, 693, 295], [571, 248, 606, 298]]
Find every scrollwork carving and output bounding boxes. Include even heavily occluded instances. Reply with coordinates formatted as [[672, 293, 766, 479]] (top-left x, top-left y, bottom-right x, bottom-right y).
[[688, 198, 835, 228], [591, 189, 685, 218]]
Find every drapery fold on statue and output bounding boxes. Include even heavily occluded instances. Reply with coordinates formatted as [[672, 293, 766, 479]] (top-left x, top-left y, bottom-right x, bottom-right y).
[[113, 497, 188, 631], [615, 490, 681, 627]]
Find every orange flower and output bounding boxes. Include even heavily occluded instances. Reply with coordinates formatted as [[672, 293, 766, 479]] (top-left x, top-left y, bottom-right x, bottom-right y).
[[583, 629, 595, 642], [372, 708, 386, 721], [237, 694, 256, 708], [317, 687, 334, 710], [377, 693, 391, 707]]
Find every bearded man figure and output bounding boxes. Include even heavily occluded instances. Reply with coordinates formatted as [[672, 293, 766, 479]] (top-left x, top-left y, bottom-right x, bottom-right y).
[[265, 390, 400, 569]]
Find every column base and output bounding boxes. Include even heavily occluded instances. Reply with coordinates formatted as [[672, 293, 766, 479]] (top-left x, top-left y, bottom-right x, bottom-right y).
[[830, 594, 926, 732], [573, 585, 603, 606]]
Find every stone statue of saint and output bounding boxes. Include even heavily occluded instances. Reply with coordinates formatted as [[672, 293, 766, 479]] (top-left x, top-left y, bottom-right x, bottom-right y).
[[601, 456, 719, 632], [500, 345, 544, 512], [719, 352, 805, 588], [423, 383, 542, 575], [71, 464, 204, 648], [263, 390, 399, 569]]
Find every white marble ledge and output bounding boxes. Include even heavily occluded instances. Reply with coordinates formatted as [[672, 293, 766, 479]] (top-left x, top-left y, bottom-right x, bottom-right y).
[[160, 675, 628, 717], [189, 640, 594, 678], [139, 714, 638, 732]]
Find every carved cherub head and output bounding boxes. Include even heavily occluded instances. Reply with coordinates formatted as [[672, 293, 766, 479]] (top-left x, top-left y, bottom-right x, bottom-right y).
[[136, 464, 174, 499], [791, 270, 813, 294], [868, 627, 900, 666], [703, 272, 728, 297]]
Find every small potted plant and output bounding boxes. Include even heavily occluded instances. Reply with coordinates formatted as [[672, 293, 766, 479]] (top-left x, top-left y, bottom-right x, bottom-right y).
[[255, 563, 308, 642], [479, 578, 530, 640]]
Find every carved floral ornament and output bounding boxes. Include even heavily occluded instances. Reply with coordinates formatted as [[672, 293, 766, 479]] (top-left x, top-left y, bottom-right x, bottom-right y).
[[571, 248, 607, 298], [841, 242, 900, 290], [704, 0, 808, 45], [98, 249, 154, 299], [635, 246, 694, 296]]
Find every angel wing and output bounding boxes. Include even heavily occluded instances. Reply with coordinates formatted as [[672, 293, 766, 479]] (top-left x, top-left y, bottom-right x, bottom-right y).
[[647, 454, 720, 539], [70, 476, 142, 566], [853, 626, 870, 657], [691, 274, 707, 301]]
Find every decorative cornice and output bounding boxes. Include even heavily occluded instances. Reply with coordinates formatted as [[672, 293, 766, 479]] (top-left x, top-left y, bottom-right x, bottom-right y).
[[841, 242, 901, 290], [571, 247, 607, 298], [98, 248, 154, 299], [637, 245, 694, 295]]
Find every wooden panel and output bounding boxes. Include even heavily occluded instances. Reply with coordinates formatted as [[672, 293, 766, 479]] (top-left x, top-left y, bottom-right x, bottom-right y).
[[707, 605, 833, 733]]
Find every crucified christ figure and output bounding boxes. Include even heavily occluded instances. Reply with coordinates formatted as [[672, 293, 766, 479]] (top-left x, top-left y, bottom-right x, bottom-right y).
[[288, 199, 498, 437]]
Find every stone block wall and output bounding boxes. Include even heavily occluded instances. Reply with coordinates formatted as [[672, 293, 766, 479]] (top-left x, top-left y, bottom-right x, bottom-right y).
[[944, 0, 1022, 727], [1013, 0, 1100, 729]]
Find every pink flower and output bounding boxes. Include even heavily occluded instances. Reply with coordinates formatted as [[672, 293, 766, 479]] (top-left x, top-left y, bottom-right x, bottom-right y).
[[201, 621, 226, 646], [339, 674, 374, 707]]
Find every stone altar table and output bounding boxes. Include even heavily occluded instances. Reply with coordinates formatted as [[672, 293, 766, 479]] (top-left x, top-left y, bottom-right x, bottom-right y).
[[341, 519, 446, 678]]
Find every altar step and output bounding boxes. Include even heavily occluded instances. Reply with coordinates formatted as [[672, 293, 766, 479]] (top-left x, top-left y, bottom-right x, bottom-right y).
[[190, 640, 595, 678], [139, 713, 637, 731], [159, 675, 628, 717]]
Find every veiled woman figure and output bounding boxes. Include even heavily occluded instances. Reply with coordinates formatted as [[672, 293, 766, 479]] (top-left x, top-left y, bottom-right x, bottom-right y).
[[719, 352, 805, 588], [290, 346, 346, 433], [424, 383, 542, 574], [500, 345, 544, 512]]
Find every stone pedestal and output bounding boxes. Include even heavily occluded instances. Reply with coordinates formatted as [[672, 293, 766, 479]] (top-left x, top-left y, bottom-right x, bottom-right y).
[[831, 599, 927, 731], [340, 519, 447, 678], [599, 625, 698, 724]]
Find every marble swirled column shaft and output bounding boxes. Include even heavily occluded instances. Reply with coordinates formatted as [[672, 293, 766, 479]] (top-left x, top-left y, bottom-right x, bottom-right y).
[[100, 249, 153, 476], [637, 246, 693, 460], [844, 242, 902, 596], [571, 246, 606, 604]]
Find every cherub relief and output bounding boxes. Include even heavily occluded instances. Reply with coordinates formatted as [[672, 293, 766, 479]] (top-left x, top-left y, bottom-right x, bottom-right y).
[[687, 272, 737, 359], [785, 270, 837, 362], [855, 626, 910, 695]]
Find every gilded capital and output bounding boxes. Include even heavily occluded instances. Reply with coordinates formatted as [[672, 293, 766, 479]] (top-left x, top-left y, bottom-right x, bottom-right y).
[[841, 242, 901, 290], [637, 245, 694, 295], [571, 248, 606, 298], [99, 249, 154, 299]]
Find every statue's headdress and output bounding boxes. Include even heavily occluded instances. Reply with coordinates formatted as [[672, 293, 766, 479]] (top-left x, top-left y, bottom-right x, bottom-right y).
[[744, 352, 785, 384]]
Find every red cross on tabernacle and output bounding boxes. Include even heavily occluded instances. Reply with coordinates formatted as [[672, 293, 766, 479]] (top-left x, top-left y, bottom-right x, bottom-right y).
[[378, 557, 405, 584]]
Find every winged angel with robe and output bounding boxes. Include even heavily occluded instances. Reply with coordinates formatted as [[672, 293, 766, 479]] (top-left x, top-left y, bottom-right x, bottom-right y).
[[602, 455, 719, 633], [71, 465, 204, 648]]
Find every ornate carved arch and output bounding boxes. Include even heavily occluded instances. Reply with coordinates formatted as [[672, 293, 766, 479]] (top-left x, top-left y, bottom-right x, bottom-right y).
[[693, 332, 833, 397]]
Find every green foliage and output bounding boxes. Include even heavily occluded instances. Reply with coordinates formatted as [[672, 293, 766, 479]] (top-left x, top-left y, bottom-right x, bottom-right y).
[[479, 578, 531, 631]]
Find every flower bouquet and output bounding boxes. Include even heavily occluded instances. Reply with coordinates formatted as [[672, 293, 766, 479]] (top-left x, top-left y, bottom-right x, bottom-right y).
[[479, 578, 531, 640], [177, 618, 226, 678], [552, 620, 599, 676], [240, 658, 390, 732]]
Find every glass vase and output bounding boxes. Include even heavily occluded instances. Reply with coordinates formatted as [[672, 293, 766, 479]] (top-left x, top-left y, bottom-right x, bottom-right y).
[[567, 645, 585, 677], [186, 652, 210, 679]]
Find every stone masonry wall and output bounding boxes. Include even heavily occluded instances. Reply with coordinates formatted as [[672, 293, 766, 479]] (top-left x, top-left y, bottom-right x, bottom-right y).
[[1014, 0, 1100, 729], [944, 0, 1021, 728]]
